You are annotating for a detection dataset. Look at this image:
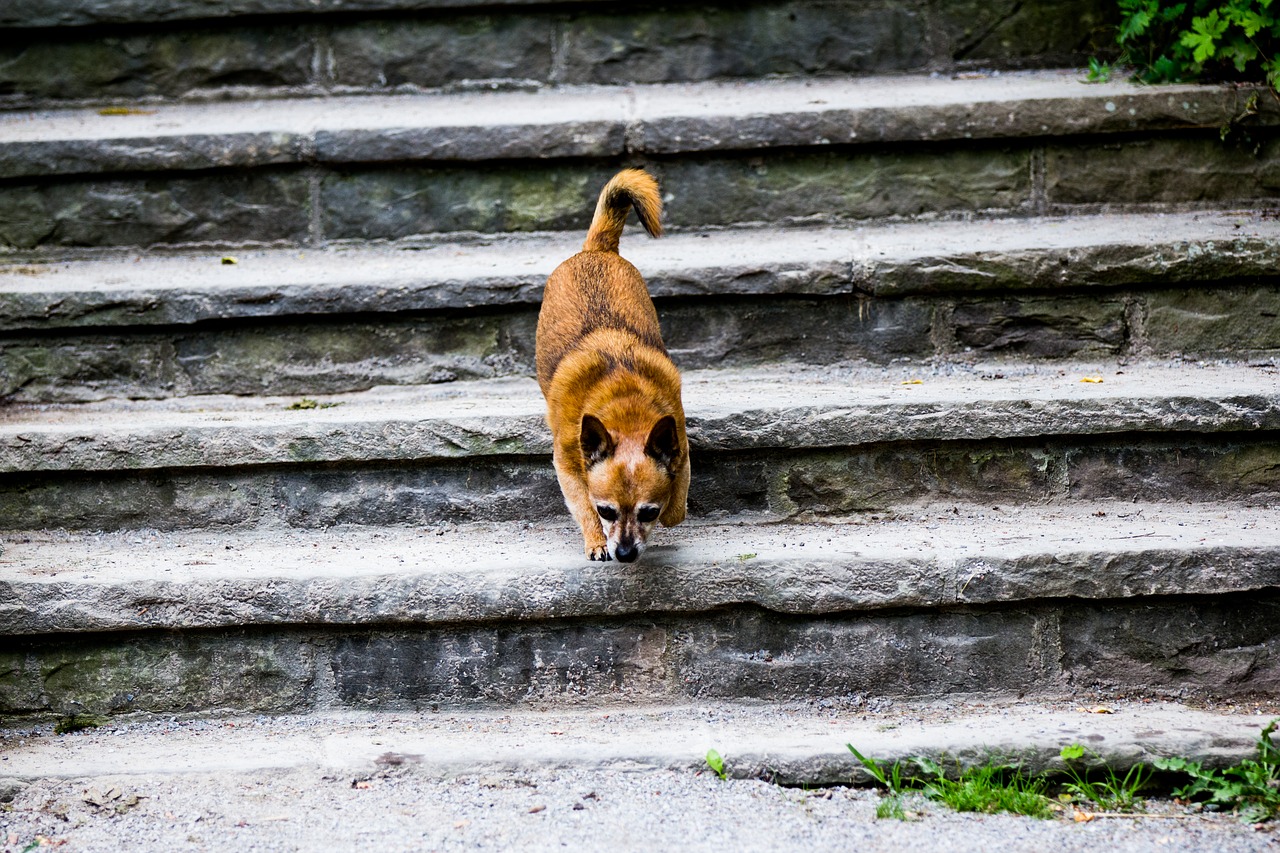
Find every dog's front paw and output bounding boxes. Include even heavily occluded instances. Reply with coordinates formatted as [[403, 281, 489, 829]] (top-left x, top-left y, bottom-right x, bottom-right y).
[[587, 544, 612, 561]]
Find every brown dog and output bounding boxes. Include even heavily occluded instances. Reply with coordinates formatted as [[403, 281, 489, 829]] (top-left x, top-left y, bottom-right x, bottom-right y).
[[535, 169, 689, 562]]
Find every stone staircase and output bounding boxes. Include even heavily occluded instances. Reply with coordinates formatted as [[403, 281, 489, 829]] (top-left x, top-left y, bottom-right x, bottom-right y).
[[2, 0, 1279, 730]]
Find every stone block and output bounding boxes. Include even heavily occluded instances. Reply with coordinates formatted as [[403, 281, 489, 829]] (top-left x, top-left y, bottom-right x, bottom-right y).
[[0, 632, 316, 717], [1047, 136, 1280, 208], [0, 25, 313, 103], [949, 294, 1127, 357], [556, 2, 930, 85], [328, 14, 554, 88], [768, 441, 1060, 515], [1066, 438, 1280, 502], [1059, 594, 1280, 696], [332, 623, 671, 706], [659, 147, 1031, 226], [320, 165, 603, 239], [1143, 284, 1280, 355], [937, 0, 1116, 67], [662, 295, 932, 368], [673, 608, 1056, 700], [0, 172, 310, 251], [273, 461, 562, 527]]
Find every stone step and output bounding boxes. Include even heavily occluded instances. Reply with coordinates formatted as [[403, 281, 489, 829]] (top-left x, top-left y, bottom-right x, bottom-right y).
[[1, 700, 1274, 788], [2, 0, 1113, 106], [4, 212, 1279, 403], [2, 73, 1274, 254], [2, 362, 1277, 530], [2, 502, 1278, 717]]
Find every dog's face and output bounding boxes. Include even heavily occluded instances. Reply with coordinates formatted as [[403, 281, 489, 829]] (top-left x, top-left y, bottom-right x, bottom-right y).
[[581, 414, 680, 563]]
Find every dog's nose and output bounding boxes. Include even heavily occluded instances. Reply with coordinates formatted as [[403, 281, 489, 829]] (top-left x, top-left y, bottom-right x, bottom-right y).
[[614, 542, 640, 563]]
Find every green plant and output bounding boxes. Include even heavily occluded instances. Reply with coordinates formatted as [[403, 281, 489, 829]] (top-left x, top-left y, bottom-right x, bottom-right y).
[[1154, 718, 1280, 824], [1117, 0, 1280, 87], [705, 748, 727, 781], [1086, 56, 1116, 81], [846, 745, 912, 820], [1058, 744, 1152, 812], [915, 756, 1055, 819]]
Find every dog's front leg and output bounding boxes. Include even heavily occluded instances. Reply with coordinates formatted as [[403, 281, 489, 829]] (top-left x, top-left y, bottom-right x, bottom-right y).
[[552, 445, 611, 560]]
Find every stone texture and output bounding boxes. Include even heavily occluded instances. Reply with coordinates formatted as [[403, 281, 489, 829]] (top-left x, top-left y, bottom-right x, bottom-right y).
[[9, 593, 1277, 715], [2, 0, 597, 29], [0, 632, 316, 717], [7, 507, 1277, 636], [555, 2, 929, 85], [320, 165, 603, 240], [0, 25, 314, 104], [676, 608, 1054, 700], [662, 295, 932, 367], [658, 147, 1032, 227], [1060, 596, 1280, 697], [1066, 439, 1280, 502], [1047, 136, 1280, 208], [0, 172, 310, 251], [1143, 284, 1280, 355], [949, 294, 1127, 357], [333, 624, 672, 706], [938, 0, 1116, 68], [327, 14, 554, 89], [3, 214, 1278, 336], [5, 364, 1279, 477]]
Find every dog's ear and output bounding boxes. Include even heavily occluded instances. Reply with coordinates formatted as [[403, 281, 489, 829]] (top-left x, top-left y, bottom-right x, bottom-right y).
[[645, 415, 679, 467], [580, 414, 615, 465]]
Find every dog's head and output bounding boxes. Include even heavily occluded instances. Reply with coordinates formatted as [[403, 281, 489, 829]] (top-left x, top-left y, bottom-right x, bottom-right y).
[[580, 413, 680, 563]]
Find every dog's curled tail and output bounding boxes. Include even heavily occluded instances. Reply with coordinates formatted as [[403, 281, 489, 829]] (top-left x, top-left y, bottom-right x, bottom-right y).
[[583, 169, 663, 254]]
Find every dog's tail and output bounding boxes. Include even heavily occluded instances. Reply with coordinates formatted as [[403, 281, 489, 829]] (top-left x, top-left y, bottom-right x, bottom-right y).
[[583, 169, 663, 253]]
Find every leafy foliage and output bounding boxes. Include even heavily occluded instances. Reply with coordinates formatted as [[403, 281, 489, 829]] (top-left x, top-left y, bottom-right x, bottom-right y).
[[1154, 718, 1280, 824], [1115, 0, 1280, 86]]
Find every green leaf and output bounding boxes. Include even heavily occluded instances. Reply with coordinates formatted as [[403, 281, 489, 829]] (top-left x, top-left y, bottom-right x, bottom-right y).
[[1181, 10, 1230, 63], [705, 748, 726, 780], [1060, 744, 1086, 761]]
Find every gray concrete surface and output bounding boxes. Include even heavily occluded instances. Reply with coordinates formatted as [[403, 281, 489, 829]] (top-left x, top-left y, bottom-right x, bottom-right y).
[[2, 701, 1278, 851], [4, 503, 1278, 635], [0, 72, 1267, 179], [3, 360, 1277, 473], [4, 212, 1278, 330]]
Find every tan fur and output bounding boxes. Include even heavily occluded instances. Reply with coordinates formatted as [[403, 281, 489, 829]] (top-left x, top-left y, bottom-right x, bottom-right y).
[[536, 169, 689, 562]]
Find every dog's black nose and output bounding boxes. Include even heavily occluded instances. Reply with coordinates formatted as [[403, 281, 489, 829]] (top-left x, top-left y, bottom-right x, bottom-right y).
[[614, 542, 640, 563]]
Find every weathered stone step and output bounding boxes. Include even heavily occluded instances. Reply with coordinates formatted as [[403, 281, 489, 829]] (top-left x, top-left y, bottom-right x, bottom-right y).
[[1, 701, 1273, 789], [3, 504, 1278, 717], [5, 503, 1278, 636], [2, 362, 1277, 529], [3, 73, 1275, 254], [4, 212, 1279, 403], [7, 73, 1263, 180], [2, 1, 1112, 106]]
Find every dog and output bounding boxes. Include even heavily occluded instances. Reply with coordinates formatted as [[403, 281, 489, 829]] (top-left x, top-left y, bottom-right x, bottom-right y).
[[535, 169, 689, 562]]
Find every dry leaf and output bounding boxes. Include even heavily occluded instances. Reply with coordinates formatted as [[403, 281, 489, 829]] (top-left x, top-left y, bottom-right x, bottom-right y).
[[98, 107, 156, 116], [900, 379, 923, 385], [1084, 706, 1114, 714], [1073, 808, 1095, 823], [529, 805, 546, 814], [1080, 376, 1104, 383], [221, 257, 238, 265]]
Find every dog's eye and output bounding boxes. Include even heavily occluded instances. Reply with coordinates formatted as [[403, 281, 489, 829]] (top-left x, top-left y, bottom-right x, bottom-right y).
[[597, 505, 618, 522], [637, 506, 660, 523]]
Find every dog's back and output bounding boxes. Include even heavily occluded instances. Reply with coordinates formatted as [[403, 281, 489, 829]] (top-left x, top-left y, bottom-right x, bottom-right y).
[[535, 169, 666, 394]]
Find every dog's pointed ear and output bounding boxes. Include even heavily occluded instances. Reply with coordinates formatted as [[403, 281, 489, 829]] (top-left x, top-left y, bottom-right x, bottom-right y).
[[580, 414, 615, 465], [645, 415, 679, 467]]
